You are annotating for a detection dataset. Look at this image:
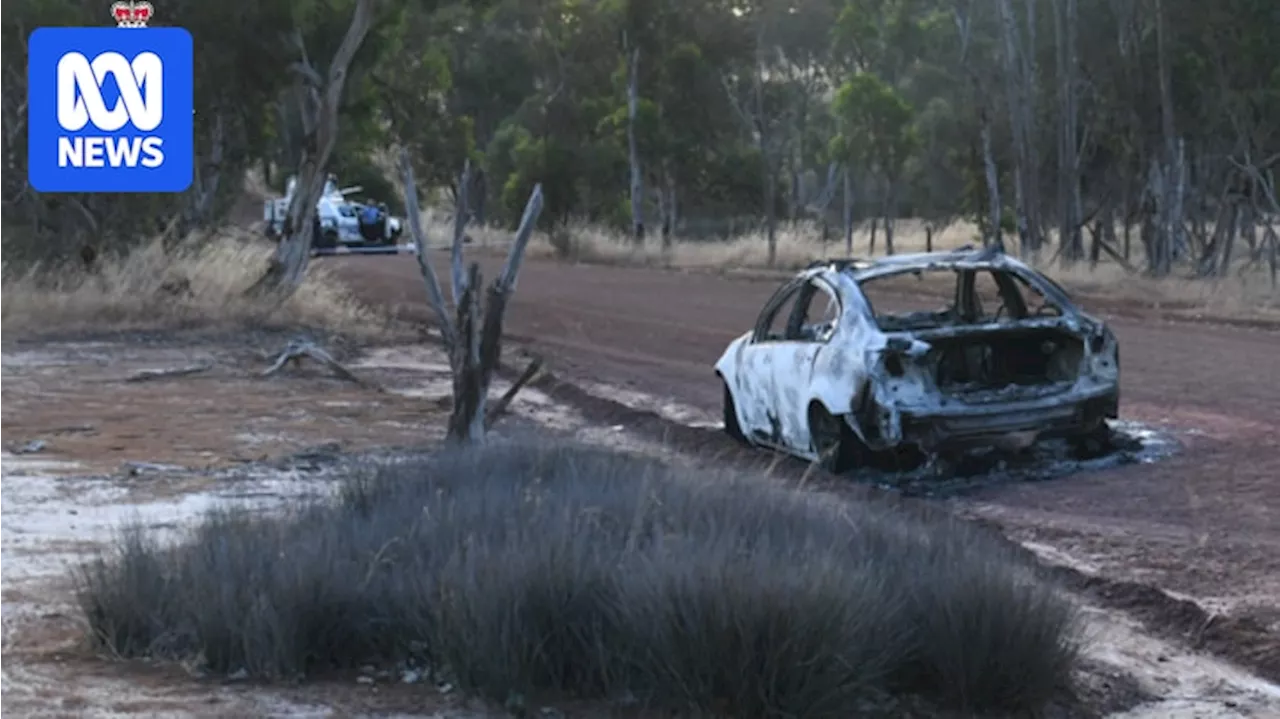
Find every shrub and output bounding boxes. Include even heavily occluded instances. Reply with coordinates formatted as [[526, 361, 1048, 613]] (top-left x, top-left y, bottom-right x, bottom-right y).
[[77, 441, 1080, 716]]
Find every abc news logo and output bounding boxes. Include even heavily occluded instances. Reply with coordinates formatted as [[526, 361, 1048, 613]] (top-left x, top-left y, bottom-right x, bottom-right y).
[[27, 26, 192, 193], [57, 50, 165, 169]]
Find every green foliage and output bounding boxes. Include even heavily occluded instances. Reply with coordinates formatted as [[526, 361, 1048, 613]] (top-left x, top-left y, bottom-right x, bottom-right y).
[[832, 73, 919, 181], [3, 0, 1278, 262]]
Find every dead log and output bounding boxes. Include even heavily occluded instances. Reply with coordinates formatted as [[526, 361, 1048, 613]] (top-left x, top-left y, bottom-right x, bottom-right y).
[[262, 339, 379, 390], [398, 150, 545, 443], [124, 362, 214, 383]]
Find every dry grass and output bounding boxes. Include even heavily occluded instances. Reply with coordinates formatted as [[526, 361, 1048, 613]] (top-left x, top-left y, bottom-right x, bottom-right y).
[[433, 211, 1280, 321], [1, 229, 389, 339]]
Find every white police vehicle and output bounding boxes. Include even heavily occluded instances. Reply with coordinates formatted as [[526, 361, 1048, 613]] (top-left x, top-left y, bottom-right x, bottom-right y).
[[264, 175, 404, 250]]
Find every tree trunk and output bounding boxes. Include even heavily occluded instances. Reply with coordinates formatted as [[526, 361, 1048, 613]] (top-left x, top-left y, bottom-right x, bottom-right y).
[[997, 0, 1039, 258], [625, 40, 644, 243], [1217, 204, 1239, 277], [660, 163, 676, 249], [981, 111, 1004, 250], [764, 168, 778, 266], [882, 181, 896, 255], [842, 165, 854, 254], [472, 168, 488, 225], [249, 0, 375, 296], [1152, 0, 1178, 276], [788, 89, 809, 223], [1020, 0, 1045, 255], [1054, 0, 1084, 263], [168, 110, 226, 249]]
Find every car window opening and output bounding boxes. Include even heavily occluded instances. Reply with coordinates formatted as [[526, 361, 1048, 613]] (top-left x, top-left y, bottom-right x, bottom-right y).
[[859, 267, 1077, 396], [759, 280, 840, 343], [859, 268, 1064, 332]]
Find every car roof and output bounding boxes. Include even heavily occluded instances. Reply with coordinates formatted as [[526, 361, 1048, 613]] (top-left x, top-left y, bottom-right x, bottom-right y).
[[801, 246, 1079, 311], [805, 245, 1017, 277]]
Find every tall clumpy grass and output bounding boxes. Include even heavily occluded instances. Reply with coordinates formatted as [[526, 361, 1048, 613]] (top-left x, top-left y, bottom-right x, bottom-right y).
[[79, 440, 1082, 717]]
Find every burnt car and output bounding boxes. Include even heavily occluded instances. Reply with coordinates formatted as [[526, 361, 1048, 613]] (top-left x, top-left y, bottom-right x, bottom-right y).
[[713, 246, 1120, 471]]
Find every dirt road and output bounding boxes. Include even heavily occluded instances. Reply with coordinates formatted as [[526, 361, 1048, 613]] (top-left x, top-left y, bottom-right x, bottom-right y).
[[337, 253, 1280, 677]]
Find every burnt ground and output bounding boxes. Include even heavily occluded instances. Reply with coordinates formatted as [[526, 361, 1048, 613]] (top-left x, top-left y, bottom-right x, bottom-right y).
[[337, 253, 1280, 684]]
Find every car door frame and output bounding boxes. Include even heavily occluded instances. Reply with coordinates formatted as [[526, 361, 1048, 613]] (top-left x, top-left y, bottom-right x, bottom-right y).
[[767, 278, 843, 451], [956, 268, 1034, 322], [731, 279, 805, 441], [736, 276, 842, 450]]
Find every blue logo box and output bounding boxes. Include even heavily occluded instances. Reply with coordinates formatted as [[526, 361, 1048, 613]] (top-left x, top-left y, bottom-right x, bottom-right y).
[[27, 27, 193, 193]]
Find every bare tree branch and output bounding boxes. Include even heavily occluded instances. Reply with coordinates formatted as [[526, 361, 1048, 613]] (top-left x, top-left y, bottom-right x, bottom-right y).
[[399, 151, 457, 351], [450, 159, 471, 306], [497, 184, 545, 293], [484, 357, 544, 430]]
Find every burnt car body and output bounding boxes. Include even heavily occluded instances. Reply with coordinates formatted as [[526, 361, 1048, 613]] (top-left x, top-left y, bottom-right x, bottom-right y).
[[713, 246, 1120, 471]]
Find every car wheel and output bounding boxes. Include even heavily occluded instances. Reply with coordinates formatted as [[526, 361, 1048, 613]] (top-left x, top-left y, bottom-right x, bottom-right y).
[[808, 404, 864, 474], [722, 381, 748, 444]]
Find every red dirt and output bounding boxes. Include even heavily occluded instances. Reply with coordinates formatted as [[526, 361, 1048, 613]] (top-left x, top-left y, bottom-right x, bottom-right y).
[[0, 345, 447, 475], [337, 253, 1280, 679]]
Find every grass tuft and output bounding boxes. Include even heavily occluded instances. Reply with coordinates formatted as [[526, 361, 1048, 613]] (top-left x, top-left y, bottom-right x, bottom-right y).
[[77, 441, 1081, 715]]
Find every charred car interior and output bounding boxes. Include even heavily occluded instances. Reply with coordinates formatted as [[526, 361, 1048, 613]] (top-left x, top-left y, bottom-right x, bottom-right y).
[[865, 267, 1085, 400], [714, 247, 1121, 473]]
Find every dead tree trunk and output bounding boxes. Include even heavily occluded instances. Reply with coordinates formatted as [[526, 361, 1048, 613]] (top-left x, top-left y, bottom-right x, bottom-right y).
[[625, 36, 644, 243], [248, 0, 375, 296], [399, 152, 546, 444]]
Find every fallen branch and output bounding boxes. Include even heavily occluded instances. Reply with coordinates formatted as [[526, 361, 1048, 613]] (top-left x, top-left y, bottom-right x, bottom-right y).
[[484, 356, 544, 430], [1095, 238, 1140, 273], [262, 339, 380, 390], [124, 362, 214, 383]]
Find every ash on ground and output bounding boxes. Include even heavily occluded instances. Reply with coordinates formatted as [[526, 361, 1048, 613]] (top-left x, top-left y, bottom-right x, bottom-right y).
[[852, 420, 1179, 497]]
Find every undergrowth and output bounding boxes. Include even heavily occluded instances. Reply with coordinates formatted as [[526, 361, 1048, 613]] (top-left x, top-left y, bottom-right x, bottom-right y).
[[78, 441, 1081, 716], [1, 230, 387, 338]]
